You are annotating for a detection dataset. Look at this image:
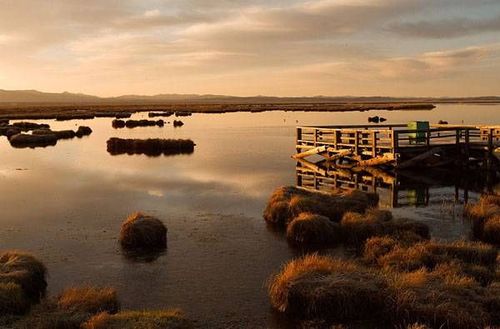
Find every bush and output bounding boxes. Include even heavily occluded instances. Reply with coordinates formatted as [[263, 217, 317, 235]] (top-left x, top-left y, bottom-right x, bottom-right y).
[[82, 309, 192, 329], [286, 213, 340, 247], [268, 254, 387, 321], [119, 213, 167, 251]]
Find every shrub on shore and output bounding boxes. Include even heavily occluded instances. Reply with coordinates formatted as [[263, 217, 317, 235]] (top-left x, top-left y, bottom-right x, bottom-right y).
[[268, 254, 387, 321], [107, 138, 195, 156], [82, 309, 192, 329], [286, 213, 340, 247], [119, 213, 167, 251], [263, 186, 378, 226]]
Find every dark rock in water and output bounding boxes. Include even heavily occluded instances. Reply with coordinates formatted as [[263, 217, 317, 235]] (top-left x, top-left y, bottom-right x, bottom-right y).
[[438, 120, 449, 124], [12, 122, 50, 131], [76, 126, 92, 137], [173, 120, 184, 127], [107, 138, 195, 157], [9, 133, 58, 148]]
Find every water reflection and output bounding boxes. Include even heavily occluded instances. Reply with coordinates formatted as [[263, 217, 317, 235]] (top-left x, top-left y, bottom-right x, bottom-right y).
[[296, 159, 499, 208]]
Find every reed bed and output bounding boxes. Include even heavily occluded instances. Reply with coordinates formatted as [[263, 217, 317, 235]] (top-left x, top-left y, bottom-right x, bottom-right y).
[[286, 213, 340, 247], [263, 186, 378, 226], [107, 138, 195, 156], [149, 111, 174, 118], [173, 120, 184, 127], [112, 119, 164, 129], [268, 254, 388, 321], [57, 287, 120, 315], [465, 194, 500, 245]]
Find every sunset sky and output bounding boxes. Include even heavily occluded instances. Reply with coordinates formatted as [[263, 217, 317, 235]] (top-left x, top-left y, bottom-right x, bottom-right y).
[[0, 0, 499, 97]]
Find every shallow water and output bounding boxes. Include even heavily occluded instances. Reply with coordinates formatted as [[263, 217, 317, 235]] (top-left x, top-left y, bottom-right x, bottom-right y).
[[0, 104, 499, 328]]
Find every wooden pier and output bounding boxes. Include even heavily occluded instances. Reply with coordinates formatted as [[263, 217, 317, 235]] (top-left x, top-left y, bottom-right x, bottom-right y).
[[294, 124, 500, 169]]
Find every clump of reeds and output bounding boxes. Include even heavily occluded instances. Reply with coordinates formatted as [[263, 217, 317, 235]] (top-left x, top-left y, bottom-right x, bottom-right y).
[[268, 254, 387, 321], [173, 120, 184, 127], [119, 213, 167, 251], [0, 282, 30, 315], [286, 213, 340, 247], [340, 210, 429, 248], [464, 194, 500, 245], [149, 112, 174, 118], [112, 119, 126, 128], [75, 126, 92, 137], [0, 251, 47, 316], [387, 265, 493, 329], [174, 112, 192, 117], [82, 309, 191, 329], [9, 133, 58, 148], [364, 239, 498, 285], [107, 138, 195, 157], [263, 186, 378, 226], [0, 125, 22, 138], [12, 286, 121, 329], [112, 119, 164, 129], [57, 286, 120, 315], [11, 122, 50, 131]]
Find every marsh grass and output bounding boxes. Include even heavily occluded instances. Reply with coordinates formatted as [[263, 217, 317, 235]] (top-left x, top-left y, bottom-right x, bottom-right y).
[[0, 251, 47, 303], [119, 212, 167, 251], [9, 133, 58, 148], [286, 213, 340, 247], [268, 254, 387, 321], [0, 283, 30, 315], [57, 287, 120, 315], [263, 186, 378, 226], [82, 309, 192, 329], [112, 119, 165, 129], [107, 138, 195, 156]]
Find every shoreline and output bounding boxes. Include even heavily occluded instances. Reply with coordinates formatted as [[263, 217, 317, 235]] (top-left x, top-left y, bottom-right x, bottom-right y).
[[0, 102, 438, 120]]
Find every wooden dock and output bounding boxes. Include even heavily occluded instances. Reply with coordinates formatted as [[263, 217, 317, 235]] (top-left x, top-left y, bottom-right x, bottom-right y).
[[294, 124, 500, 169]]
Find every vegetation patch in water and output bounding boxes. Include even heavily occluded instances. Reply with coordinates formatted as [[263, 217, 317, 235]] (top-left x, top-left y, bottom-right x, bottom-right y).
[[119, 212, 168, 251], [107, 138, 194, 156]]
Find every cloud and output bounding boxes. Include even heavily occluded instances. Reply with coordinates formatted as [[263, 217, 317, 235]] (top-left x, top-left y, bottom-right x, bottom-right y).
[[388, 15, 500, 39]]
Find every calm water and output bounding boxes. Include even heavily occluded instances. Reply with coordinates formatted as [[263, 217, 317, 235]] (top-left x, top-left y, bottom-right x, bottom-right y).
[[0, 104, 499, 328]]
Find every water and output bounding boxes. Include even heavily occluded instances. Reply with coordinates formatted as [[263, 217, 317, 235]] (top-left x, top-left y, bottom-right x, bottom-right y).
[[0, 104, 498, 328]]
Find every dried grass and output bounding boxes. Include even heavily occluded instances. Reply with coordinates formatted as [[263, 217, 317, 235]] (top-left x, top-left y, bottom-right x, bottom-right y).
[[286, 213, 340, 247], [119, 213, 167, 251], [82, 309, 192, 329]]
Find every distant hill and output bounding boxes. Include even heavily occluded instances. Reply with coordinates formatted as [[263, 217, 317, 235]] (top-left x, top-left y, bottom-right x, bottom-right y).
[[0, 89, 100, 103], [0, 89, 499, 104]]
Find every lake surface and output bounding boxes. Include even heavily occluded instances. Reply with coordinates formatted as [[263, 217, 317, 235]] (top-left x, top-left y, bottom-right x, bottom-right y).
[[0, 104, 499, 328]]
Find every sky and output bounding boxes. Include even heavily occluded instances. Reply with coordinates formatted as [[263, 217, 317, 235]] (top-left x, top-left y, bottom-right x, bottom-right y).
[[0, 0, 499, 97]]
